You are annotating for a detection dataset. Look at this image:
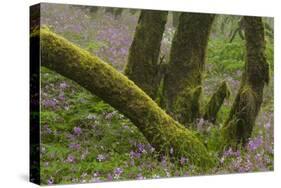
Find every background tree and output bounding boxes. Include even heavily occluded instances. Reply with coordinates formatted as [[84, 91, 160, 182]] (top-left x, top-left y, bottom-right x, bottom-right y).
[[163, 13, 215, 126], [124, 10, 168, 99], [222, 17, 269, 146], [172, 12, 181, 27]]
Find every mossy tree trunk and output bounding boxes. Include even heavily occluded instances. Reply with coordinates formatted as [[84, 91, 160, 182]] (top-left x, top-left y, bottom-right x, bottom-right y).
[[222, 17, 269, 146], [163, 13, 215, 126], [124, 10, 168, 99], [32, 28, 215, 169], [204, 81, 230, 123]]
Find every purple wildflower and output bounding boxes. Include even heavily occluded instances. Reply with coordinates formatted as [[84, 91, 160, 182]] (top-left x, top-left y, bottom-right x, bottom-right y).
[[130, 151, 141, 159], [265, 122, 271, 129], [107, 174, 113, 181], [58, 92, 65, 101], [180, 157, 188, 165], [59, 82, 68, 89], [136, 173, 145, 180], [45, 125, 52, 134], [47, 177, 54, 185], [161, 157, 167, 167], [73, 127, 82, 135], [248, 137, 263, 151], [92, 172, 101, 183], [43, 99, 57, 108], [66, 155, 75, 163], [69, 143, 80, 150], [113, 167, 123, 179], [97, 154, 106, 162], [137, 143, 146, 153], [114, 167, 123, 175], [223, 147, 241, 158]]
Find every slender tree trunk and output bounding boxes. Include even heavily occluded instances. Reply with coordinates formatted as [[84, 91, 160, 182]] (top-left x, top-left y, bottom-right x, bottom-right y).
[[172, 12, 181, 27], [105, 7, 115, 14], [113, 8, 123, 19], [222, 17, 269, 146], [124, 10, 168, 99], [204, 81, 230, 123], [89, 7, 99, 14], [32, 28, 214, 169], [163, 13, 215, 126]]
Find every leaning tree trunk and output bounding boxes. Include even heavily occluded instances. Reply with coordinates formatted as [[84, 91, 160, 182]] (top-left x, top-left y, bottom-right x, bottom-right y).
[[163, 13, 215, 126], [222, 17, 269, 146], [31, 28, 214, 169], [124, 10, 168, 99]]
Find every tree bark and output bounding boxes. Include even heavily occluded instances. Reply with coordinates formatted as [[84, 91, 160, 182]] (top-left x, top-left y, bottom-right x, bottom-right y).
[[124, 10, 168, 99], [163, 13, 215, 126], [222, 17, 269, 146], [32, 28, 214, 169], [172, 12, 181, 27], [204, 81, 230, 123]]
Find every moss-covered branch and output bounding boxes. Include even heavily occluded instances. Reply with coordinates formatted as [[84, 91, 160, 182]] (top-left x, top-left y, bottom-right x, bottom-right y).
[[31, 28, 215, 169], [124, 10, 168, 99], [222, 17, 269, 146], [204, 81, 230, 123], [163, 13, 215, 125]]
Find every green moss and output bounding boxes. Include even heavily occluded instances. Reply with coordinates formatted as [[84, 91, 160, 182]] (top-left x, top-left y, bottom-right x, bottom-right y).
[[204, 81, 231, 123], [32, 28, 215, 169], [222, 17, 269, 147], [163, 13, 215, 125], [173, 86, 202, 126], [222, 85, 258, 146]]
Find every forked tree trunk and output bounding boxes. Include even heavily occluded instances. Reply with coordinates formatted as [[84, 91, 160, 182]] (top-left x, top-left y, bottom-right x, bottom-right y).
[[124, 10, 168, 99], [163, 13, 215, 126], [222, 17, 269, 146], [31, 28, 214, 169], [204, 81, 230, 123]]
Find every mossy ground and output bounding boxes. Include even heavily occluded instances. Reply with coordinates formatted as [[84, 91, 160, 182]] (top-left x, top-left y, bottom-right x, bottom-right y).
[[40, 67, 207, 184], [40, 62, 273, 184]]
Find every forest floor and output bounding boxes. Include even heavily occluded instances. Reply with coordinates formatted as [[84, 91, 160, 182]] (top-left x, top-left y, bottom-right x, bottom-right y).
[[39, 4, 274, 185]]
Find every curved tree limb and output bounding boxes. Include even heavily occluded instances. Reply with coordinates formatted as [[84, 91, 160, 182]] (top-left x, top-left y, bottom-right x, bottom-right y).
[[31, 28, 215, 169]]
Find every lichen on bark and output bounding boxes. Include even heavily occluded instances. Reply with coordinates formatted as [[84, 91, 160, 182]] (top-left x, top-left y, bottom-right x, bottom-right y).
[[163, 13, 215, 125], [222, 17, 269, 146], [124, 10, 168, 99], [32, 27, 215, 169]]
